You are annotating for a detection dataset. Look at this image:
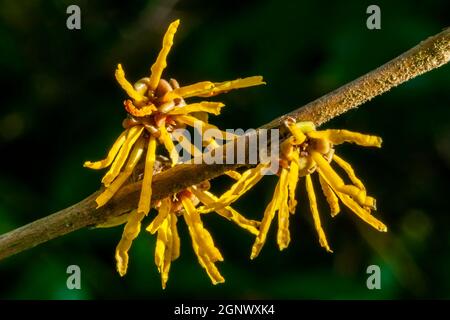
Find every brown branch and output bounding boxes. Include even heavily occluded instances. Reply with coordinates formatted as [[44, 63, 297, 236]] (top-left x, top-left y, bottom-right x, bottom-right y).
[[0, 27, 449, 261]]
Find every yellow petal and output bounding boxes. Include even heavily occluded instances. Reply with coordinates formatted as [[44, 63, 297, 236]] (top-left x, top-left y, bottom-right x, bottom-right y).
[[164, 81, 215, 101], [251, 172, 284, 259], [84, 129, 128, 170], [170, 213, 180, 261], [305, 175, 333, 253], [115, 209, 146, 276], [334, 188, 387, 232], [175, 114, 220, 132], [318, 175, 340, 217], [286, 123, 307, 145], [191, 187, 260, 235], [101, 126, 144, 186], [158, 124, 179, 165], [95, 211, 133, 228], [96, 137, 145, 208], [287, 151, 300, 213], [182, 196, 225, 284], [197, 76, 265, 97], [137, 136, 156, 215], [332, 154, 365, 190], [181, 196, 223, 261], [148, 19, 180, 91], [168, 102, 225, 115], [155, 215, 173, 289], [115, 64, 145, 102], [146, 197, 172, 234], [307, 129, 382, 147], [199, 163, 267, 213], [311, 150, 367, 206], [277, 168, 291, 250]]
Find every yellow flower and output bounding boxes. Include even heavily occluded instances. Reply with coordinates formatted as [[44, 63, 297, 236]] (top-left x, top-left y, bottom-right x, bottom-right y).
[[83, 19, 264, 281], [115, 185, 259, 288], [203, 119, 387, 259], [84, 19, 265, 213]]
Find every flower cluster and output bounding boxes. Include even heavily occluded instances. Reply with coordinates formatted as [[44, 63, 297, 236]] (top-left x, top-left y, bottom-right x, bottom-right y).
[[85, 19, 387, 288]]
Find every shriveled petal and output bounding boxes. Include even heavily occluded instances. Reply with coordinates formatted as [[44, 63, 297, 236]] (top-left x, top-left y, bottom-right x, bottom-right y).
[[96, 137, 145, 208], [305, 175, 333, 252], [101, 126, 144, 186], [168, 102, 225, 115], [115, 64, 145, 102], [307, 129, 382, 147], [148, 19, 180, 91], [191, 187, 260, 235], [318, 175, 340, 217], [137, 136, 157, 215], [115, 209, 146, 276], [146, 197, 172, 234], [276, 168, 291, 250], [84, 129, 128, 170]]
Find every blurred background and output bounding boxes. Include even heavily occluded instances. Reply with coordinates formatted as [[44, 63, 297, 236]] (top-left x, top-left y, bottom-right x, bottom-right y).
[[0, 0, 449, 299]]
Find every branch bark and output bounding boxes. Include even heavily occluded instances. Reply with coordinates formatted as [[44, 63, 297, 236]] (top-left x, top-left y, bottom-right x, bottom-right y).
[[0, 27, 449, 261]]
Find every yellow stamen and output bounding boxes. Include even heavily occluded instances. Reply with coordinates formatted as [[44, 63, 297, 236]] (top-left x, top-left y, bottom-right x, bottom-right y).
[[137, 136, 157, 215], [96, 137, 145, 208], [101, 126, 144, 187], [115, 64, 145, 102], [148, 19, 180, 91], [318, 175, 340, 217], [305, 175, 333, 253], [115, 209, 145, 276], [307, 129, 382, 147], [84, 129, 128, 170]]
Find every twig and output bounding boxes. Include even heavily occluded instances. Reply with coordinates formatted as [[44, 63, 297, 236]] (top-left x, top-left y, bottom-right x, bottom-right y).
[[0, 27, 449, 261]]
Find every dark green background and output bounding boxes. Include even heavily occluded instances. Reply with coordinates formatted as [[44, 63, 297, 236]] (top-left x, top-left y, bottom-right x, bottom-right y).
[[0, 0, 449, 299]]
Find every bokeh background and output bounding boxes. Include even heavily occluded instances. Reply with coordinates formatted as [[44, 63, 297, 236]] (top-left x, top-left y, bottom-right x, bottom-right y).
[[0, 0, 449, 299]]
